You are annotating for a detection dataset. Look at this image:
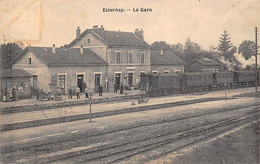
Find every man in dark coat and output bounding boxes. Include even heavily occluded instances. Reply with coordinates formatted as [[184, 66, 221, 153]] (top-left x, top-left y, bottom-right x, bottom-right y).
[[12, 88, 17, 101], [120, 83, 123, 94], [99, 84, 103, 96], [114, 83, 117, 93], [68, 87, 72, 99]]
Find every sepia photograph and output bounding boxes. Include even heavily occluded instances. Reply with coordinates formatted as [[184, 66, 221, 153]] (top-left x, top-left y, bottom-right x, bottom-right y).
[[0, 0, 259, 163]]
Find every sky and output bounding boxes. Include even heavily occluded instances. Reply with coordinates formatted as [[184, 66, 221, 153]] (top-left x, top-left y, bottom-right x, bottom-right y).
[[0, 0, 259, 50]]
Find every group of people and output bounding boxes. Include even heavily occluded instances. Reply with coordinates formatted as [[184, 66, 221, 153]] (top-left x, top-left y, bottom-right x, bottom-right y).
[[114, 83, 124, 94], [36, 83, 125, 101], [68, 86, 84, 99], [67, 84, 103, 99]]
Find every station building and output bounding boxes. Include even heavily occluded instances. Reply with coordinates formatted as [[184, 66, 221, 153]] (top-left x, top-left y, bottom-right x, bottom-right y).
[[150, 50, 185, 74], [11, 46, 107, 94], [10, 25, 185, 93], [190, 58, 223, 72], [68, 25, 151, 90]]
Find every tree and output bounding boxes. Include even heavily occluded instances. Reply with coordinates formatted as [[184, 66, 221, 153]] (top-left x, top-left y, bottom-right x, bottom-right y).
[[151, 41, 171, 51], [238, 40, 256, 60], [171, 43, 184, 59], [1, 43, 23, 69], [218, 30, 236, 62], [183, 38, 202, 71]]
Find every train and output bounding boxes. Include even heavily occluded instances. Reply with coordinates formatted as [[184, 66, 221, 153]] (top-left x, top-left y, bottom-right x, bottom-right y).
[[140, 71, 259, 96]]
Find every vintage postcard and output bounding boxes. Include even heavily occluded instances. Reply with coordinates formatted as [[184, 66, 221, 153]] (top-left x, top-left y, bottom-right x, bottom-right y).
[[0, 0, 259, 163]]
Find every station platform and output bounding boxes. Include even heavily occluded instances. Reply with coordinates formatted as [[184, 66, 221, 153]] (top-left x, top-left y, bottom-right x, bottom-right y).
[[0, 90, 141, 109], [1, 87, 259, 131]]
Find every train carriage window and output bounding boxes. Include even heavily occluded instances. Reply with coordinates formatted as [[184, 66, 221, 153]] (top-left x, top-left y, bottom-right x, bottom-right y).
[[189, 76, 192, 80], [203, 75, 206, 79], [198, 76, 201, 80]]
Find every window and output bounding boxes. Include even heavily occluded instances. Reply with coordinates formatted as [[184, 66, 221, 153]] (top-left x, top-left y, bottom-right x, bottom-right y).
[[115, 51, 121, 64], [28, 58, 32, 64], [140, 52, 145, 64], [87, 39, 90, 43], [139, 71, 145, 75], [164, 70, 170, 74], [58, 75, 66, 89], [152, 71, 158, 74], [128, 52, 133, 64]]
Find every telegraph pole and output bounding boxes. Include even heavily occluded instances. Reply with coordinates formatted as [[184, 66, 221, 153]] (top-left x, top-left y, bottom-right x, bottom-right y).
[[255, 27, 258, 94]]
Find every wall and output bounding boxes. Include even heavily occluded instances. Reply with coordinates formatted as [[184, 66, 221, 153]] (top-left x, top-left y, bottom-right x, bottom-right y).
[[12, 51, 51, 92], [106, 47, 150, 90], [71, 33, 107, 61], [71, 31, 151, 90], [50, 65, 107, 93]]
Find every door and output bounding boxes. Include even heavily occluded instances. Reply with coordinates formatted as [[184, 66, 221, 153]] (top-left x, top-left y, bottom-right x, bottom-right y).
[[77, 74, 84, 92], [115, 73, 121, 89], [128, 73, 133, 87], [95, 74, 101, 88]]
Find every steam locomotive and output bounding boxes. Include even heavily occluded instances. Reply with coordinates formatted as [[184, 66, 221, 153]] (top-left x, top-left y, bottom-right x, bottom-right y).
[[140, 71, 259, 96]]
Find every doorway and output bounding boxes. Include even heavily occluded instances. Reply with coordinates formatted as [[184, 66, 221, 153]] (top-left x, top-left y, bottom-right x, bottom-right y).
[[128, 73, 133, 87], [95, 74, 101, 88], [115, 73, 121, 89], [77, 74, 84, 92]]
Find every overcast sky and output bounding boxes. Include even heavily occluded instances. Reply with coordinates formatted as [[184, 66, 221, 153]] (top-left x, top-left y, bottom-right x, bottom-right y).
[[0, 0, 259, 50]]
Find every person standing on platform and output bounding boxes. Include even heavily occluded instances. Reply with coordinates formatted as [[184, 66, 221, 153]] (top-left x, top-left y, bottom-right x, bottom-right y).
[[68, 87, 72, 99], [75, 86, 80, 99], [12, 88, 16, 101], [85, 86, 89, 98], [99, 84, 103, 96], [39, 89, 43, 101], [114, 83, 117, 93], [120, 83, 124, 94]]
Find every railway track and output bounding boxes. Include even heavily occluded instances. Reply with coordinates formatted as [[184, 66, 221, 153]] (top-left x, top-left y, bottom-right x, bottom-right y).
[[41, 110, 259, 164], [3, 105, 257, 164]]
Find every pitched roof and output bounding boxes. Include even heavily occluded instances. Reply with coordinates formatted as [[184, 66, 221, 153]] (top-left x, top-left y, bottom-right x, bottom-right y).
[[11, 47, 108, 67], [150, 50, 186, 66], [68, 28, 150, 48], [0, 69, 32, 78], [191, 58, 222, 66]]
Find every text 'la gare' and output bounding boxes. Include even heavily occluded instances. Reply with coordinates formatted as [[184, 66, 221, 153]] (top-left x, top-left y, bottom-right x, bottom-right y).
[[133, 8, 152, 12]]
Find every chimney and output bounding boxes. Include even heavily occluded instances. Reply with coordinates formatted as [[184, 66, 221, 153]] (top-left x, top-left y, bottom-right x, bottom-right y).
[[76, 26, 81, 38], [52, 44, 56, 53], [160, 49, 163, 55], [101, 25, 104, 30], [80, 45, 83, 54], [134, 28, 144, 40]]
